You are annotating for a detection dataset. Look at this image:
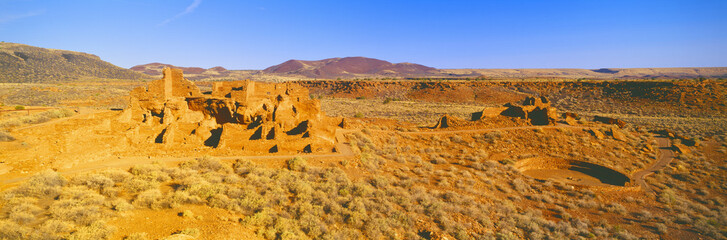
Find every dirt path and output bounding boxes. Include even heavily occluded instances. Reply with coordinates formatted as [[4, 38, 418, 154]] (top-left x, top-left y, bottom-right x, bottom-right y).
[[631, 136, 674, 194]]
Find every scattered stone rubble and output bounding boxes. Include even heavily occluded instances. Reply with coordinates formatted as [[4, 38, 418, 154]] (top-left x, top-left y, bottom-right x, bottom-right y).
[[435, 96, 559, 128]]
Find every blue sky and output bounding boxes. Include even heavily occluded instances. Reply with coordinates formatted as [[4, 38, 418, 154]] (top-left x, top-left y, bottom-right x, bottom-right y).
[[1, 0, 725, 69]]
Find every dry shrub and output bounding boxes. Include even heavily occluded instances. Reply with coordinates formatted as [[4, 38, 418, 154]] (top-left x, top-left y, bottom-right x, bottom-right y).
[[99, 169, 132, 183], [287, 157, 308, 172], [29, 220, 75, 240], [133, 189, 162, 209], [123, 232, 149, 240], [654, 223, 668, 234], [122, 178, 158, 194], [180, 156, 229, 173], [233, 158, 256, 175], [0, 170, 119, 240], [0, 131, 14, 142], [0, 219, 30, 239], [128, 164, 170, 182], [49, 201, 103, 226], [180, 178, 225, 201], [8, 202, 42, 224], [173, 228, 200, 238], [110, 199, 134, 212], [12, 169, 67, 198], [68, 221, 115, 240], [72, 173, 114, 192], [604, 203, 628, 214], [0, 109, 75, 129]]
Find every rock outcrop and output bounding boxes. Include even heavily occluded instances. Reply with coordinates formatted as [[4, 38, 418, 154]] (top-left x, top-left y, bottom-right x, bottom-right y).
[[594, 116, 626, 128], [590, 129, 605, 139], [433, 114, 467, 128], [119, 68, 341, 154], [655, 129, 699, 147], [562, 112, 579, 125], [672, 143, 691, 154], [500, 96, 558, 125], [609, 127, 627, 141], [471, 107, 509, 121]]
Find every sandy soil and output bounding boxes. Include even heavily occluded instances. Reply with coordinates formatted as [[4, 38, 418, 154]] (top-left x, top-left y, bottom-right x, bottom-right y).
[[109, 204, 261, 239]]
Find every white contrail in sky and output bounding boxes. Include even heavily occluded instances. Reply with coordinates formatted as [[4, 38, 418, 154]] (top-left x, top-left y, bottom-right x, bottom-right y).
[[158, 0, 202, 26], [0, 9, 45, 24]]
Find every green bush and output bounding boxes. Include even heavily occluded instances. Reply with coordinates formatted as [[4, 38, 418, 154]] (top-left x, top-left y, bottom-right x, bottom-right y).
[[15, 105, 25, 110]]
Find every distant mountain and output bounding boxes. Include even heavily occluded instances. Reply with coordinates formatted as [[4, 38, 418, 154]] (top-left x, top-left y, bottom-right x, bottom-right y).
[[130, 63, 229, 76], [263, 57, 439, 78], [0, 42, 148, 83], [441, 67, 727, 80], [130, 63, 233, 80]]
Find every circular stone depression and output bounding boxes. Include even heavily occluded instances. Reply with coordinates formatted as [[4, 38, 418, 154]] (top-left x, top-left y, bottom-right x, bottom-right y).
[[515, 158, 630, 187]]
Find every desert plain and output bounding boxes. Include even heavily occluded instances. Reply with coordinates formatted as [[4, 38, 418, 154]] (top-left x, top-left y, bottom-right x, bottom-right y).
[[0, 43, 726, 240]]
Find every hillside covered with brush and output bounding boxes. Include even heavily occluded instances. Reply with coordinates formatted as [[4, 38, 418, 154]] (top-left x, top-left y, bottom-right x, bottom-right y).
[[0, 42, 148, 83]]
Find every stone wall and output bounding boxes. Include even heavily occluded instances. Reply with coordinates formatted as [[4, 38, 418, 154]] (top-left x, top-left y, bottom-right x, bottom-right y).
[[119, 68, 340, 154]]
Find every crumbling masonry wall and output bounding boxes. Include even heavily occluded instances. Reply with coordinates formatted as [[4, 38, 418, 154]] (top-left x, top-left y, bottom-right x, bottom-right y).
[[119, 67, 341, 154], [500, 96, 558, 125]]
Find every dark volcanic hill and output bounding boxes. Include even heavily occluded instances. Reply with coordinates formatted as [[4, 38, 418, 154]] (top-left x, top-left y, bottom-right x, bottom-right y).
[[263, 57, 439, 78], [0, 42, 148, 83]]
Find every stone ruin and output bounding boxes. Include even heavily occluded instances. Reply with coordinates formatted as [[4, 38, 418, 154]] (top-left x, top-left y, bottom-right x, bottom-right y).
[[433, 96, 559, 128], [499, 96, 558, 125], [119, 67, 342, 154], [433, 114, 467, 128]]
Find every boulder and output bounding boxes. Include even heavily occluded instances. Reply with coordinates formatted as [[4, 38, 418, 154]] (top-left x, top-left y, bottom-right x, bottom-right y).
[[472, 107, 509, 121], [672, 143, 691, 154], [433, 114, 466, 128], [642, 144, 654, 152], [609, 127, 627, 141], [563, 112, 578, 125], [594, 116, 626, 128], [590, 129, 605, 140]]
